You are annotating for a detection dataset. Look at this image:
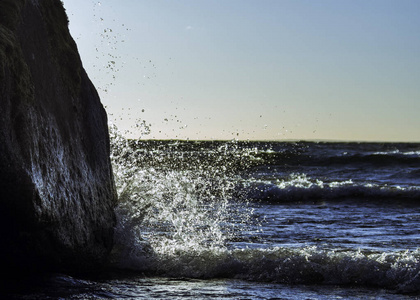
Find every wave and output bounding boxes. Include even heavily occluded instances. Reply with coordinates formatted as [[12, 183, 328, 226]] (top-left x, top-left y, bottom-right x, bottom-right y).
[[239, 173, 420, 203], [253, 149, 420, 168], [317, 152, 420, 167], [111, 244, 420, 293]]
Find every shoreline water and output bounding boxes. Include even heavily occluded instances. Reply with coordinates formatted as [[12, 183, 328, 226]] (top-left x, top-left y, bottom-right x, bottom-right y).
[[3, 270, 419, 299], [3, 138, 420, 299]]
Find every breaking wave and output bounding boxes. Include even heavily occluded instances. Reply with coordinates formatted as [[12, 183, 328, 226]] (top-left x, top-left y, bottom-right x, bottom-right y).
[[240, 173, 420, 203]]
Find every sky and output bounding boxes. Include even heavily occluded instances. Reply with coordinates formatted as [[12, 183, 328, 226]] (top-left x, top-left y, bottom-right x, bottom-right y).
[[62, 0, 420, 141]]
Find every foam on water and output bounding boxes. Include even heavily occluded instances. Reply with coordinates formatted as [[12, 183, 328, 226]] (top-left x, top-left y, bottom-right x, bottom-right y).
[[242, 172, 420, 203]]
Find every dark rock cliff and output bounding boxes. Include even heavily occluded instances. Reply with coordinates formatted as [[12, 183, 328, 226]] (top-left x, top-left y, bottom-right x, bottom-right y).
[[0, 0, 117, 273]]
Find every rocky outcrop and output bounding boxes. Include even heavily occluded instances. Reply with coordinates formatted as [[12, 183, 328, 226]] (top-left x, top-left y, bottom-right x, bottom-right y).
[[0, 0, 117, 273]]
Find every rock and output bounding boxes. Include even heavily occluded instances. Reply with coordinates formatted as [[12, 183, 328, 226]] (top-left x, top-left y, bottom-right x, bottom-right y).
[[0, 0, 117, 273]]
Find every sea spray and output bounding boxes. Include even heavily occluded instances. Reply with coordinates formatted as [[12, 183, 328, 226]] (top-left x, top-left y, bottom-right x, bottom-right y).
[[108, 123, 256, 271]]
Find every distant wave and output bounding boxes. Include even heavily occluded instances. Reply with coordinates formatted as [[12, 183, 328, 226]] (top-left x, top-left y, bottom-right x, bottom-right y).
[[238, 174, 420, 203], [253, 149, 420, 168]]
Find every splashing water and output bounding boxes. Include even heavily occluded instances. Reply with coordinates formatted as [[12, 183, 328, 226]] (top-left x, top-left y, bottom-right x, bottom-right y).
[[108, 123, 254, 273]]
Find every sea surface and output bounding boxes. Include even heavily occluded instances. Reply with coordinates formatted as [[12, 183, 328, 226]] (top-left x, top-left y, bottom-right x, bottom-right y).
[[6, 127, 420, 299]]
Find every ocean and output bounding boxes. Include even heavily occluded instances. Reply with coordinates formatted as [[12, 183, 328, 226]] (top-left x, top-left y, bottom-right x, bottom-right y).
[[5, 126, 420, 299]]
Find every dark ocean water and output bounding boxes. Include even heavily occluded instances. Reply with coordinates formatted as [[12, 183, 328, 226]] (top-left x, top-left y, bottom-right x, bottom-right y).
[[6, 128, 420, 299]]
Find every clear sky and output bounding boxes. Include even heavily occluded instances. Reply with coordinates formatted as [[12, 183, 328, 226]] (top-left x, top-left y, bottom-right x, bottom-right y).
[[62, 0, 420, 141]]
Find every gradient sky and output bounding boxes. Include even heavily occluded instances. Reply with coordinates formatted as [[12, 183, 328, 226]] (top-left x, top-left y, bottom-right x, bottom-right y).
[[62, 0, 420, 141]]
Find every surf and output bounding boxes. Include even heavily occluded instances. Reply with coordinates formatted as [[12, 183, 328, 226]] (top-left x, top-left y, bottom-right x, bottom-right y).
[[106, 125, 420, 294]]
